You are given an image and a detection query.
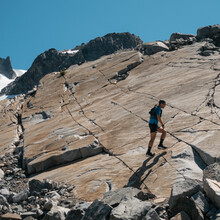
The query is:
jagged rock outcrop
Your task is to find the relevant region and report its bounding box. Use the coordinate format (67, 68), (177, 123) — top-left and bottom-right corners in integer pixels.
(1, 33), (142, 96)
(197, 24), (220, 44)
(168, 33), (197, 50)
(170, 33), (196, 42)
(81, 32), (142, 61)
(0, 56), (16, 79)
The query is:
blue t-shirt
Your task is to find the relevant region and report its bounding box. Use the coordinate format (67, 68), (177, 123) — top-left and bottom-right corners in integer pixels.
(149, 106), (161, 125)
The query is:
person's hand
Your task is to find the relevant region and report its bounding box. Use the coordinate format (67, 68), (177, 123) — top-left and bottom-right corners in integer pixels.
(161, 124), (165, 129)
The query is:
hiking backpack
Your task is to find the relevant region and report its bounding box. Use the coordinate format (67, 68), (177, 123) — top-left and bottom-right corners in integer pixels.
(149, 105), (162, 117)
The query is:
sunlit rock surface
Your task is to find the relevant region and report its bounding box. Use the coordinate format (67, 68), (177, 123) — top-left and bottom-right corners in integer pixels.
(0, 41), (220, 201)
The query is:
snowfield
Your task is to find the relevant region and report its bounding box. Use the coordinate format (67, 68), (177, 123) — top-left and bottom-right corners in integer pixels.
(0, 74), (13, 91)
(0, 69), (26, 101)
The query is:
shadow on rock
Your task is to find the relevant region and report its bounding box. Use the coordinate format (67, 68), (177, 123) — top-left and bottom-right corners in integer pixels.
(125, 151), (167, 189)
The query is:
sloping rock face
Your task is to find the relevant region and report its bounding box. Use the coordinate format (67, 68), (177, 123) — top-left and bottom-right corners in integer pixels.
(0, 26), (220, 207)
(0, 56), (16, 79)
(1, 33), (142, 96)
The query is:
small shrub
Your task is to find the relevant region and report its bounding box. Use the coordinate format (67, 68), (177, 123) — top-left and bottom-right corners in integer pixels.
(60, 69), (67, 76)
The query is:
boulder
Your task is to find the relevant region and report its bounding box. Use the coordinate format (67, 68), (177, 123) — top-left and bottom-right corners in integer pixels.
(199, 42), (219, 56)
(65, 201), (90, 219)
(169, 179), (201, 210)
(0, 168), (4, 179)
(142, 41), (169, 55)
(170, 33), (196, 42)
(47, 191), (61, 201)
(0, 56), (16, 79)
(0, 194), (7, 205)
(43, 205), (70, 220)
(82, 200), (112, 220)
(23, 217), (35, 220)
(203, 162), (220, 182)
(191, 191), (209, 213)
(110, 196), (153, 220)
(204, 178), (220, 208)
(29, 179), (53, 193)
(66, 208), (84, 220)
(44, 200), (55, 211)
(170, 211), (191, 220)
(206, 207), (217, 218)
(0, 188), (11, 198)
(20, 212), (37, 219)
(73, 201), (91, 212)
(101, 187), (143, 207)
(197, 24), (220, 39)
(12, 190), (29, 203)
(213, 209), (220, 220)
(143, 209), (160, 220)
(169, 196), (204, 220)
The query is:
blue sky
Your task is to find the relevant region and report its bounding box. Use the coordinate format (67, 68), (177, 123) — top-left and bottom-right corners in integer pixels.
(1, 0), (219, 70)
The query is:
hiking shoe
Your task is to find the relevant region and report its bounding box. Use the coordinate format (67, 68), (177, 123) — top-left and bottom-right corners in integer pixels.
(146, 151), (155, 157)
(158, 145), (167, 150)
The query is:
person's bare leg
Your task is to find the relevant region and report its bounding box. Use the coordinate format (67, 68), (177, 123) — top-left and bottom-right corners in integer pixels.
(157, 127), (167, 148)
(147, 132), (157, 155)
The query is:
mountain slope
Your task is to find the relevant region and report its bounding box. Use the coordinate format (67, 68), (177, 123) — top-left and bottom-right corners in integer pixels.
(0, 25), (219, 219)
(20, 41), (219, 201)
(1, 33), (142, 96)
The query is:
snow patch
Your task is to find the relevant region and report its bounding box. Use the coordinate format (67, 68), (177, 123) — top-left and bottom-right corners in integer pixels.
(60, 49), (79, 55)
(0, 69), (26, 101)
(0, 74), (13, 91)
(14, 69), (26, 77)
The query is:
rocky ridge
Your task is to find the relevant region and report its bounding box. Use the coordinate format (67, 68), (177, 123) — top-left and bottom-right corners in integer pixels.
(1, 32), (142, 96)
(0, 24), (220, 219)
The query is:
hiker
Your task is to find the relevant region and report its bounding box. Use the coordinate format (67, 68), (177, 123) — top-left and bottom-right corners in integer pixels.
(147, 100), (167, 157)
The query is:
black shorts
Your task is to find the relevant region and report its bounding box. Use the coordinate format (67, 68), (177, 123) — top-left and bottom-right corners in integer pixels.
(149, 123), (158, 133)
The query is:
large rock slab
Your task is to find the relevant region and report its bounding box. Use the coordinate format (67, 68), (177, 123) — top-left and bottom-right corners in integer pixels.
(0, 213), (22, 220)
(29, 153), (134, 201)
(204, 178), (220, 208)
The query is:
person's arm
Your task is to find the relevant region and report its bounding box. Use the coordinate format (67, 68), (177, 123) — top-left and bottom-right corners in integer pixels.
(157, 115), (164, 128)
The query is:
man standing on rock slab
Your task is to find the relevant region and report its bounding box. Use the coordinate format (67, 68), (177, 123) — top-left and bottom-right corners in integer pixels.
(147, 100), (167, 157)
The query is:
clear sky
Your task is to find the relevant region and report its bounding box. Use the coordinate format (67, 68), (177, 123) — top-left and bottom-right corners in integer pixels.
(1, 0), (219, 70)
